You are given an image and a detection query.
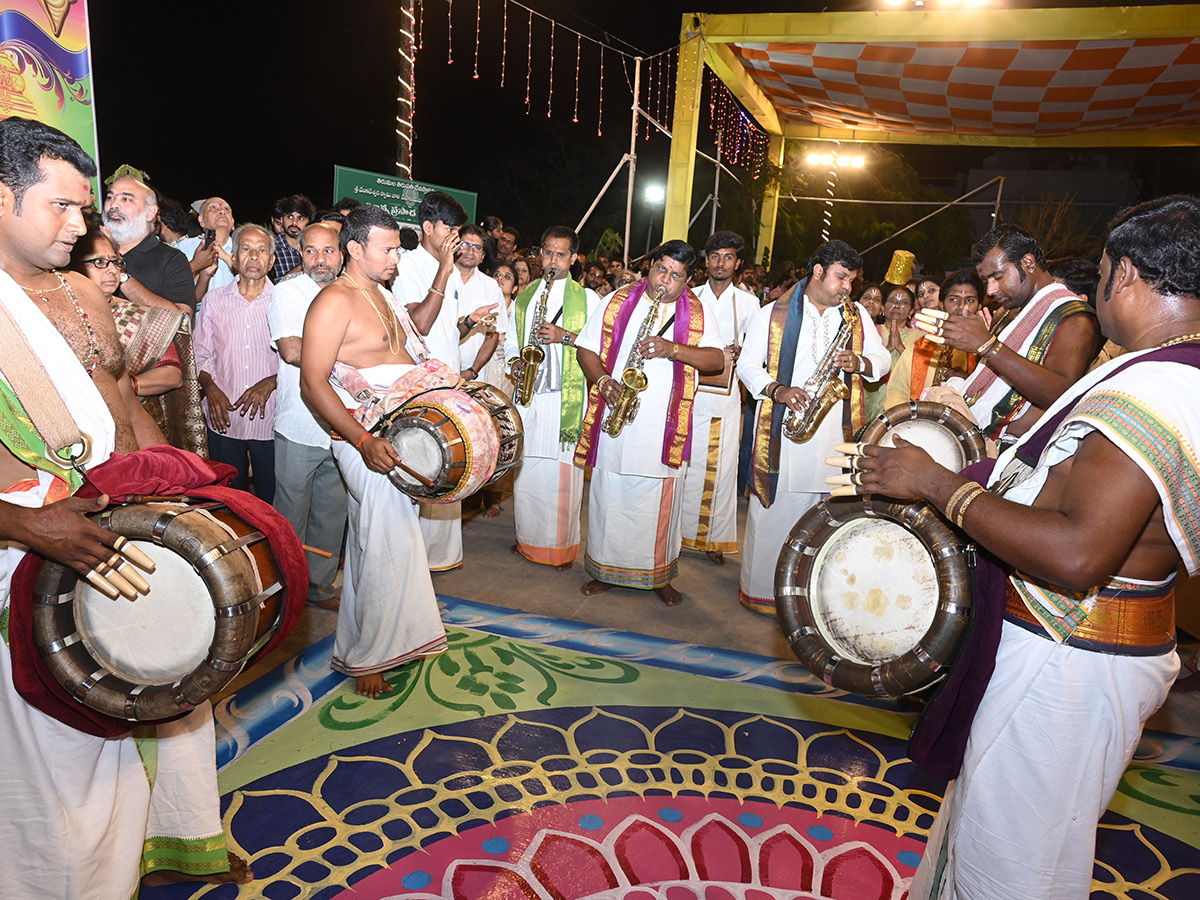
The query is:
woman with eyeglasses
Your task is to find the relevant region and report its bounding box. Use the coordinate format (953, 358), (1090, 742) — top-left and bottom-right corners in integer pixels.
(70, 229), (207, 455)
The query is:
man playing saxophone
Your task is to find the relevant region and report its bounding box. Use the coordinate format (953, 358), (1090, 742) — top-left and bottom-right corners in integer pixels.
(505, 226), (602, 569)
(735, 240), (890, 615)
(574, 240), (725, 606)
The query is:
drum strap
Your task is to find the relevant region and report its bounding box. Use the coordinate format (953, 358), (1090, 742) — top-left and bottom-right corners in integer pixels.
(0, 295), (87, 459)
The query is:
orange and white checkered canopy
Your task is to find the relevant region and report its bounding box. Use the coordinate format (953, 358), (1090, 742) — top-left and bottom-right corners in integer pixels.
(697, 6), (1200, 147)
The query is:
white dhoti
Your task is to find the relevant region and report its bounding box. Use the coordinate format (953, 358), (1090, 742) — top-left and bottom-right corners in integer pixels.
(513, 453), (584, 566)
(910, 621), (1178, 900)
(331, 438), (448, 675)
(739, 490), (822, 615)
(331, 364), (448, 675)
(584, 470), (683, 590)
(680, 395), (741, 555)
(1, 478), (223, 898)
(418, 501), (463, 571)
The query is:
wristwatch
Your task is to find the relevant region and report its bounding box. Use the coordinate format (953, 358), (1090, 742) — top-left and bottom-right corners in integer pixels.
(562, 332), (574, 346)
(119, 272), (129, 284)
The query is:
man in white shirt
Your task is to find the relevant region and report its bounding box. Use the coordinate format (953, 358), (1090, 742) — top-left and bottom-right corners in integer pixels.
(736, 240), (890, 615)
(393, 192), (496, 571)
(454, 224), (506, 385)
(506, 226), (602, 569)
(680, 230), (760, 565)
(177, 196), (236, 306)
(574, 240), (725, 606)
(268, 222), (346, 610)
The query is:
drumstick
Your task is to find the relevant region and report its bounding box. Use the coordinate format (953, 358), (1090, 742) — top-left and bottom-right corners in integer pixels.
(394, 460), (436, 488)
(301, 544), (334, 559)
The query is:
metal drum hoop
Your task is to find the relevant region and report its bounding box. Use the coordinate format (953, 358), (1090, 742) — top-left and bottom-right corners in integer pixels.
(32, 501), (286, 722)
(860, 400), (988, 471)
(775, 496), (975, 697)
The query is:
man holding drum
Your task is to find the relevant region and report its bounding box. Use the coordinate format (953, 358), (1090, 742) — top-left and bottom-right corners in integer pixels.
(835, 195), (1200, 899)
(301, 205), (449, 700)
(0, 118), (250, 898)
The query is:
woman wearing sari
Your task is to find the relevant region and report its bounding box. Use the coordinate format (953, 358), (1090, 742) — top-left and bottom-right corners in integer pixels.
(71, 229), (208, 456)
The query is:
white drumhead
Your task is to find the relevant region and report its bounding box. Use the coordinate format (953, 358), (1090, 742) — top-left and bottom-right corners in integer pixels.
(879, 419), (966, 472)
(810, 518), (939, 665)
(391, 426), (444, 484)
(76, 540), (214, 685)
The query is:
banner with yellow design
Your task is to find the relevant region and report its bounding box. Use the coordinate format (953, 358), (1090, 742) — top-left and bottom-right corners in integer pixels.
(0, 2), (98, 187)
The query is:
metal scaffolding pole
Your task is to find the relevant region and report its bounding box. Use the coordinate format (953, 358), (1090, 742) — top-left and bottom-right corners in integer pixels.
(622, 57), (642, 267)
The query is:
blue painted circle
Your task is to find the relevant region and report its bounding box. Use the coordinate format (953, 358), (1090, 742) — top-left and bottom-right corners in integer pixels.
(657, 807), (684, 823)
(737, 813), (764, 829)
(578, 814), (605, 831)
(401, 870), (432, 889)
(897, 850), (923, 868)
(806, 825), (834, 842)
(481, 836), (511, 854)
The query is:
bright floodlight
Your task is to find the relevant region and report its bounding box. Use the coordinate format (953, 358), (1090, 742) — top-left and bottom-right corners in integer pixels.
(645, 185), (666, 204)
(805, 152), (821, 165)
(851, 156), (866, 168)
(820, 153), (834, 165)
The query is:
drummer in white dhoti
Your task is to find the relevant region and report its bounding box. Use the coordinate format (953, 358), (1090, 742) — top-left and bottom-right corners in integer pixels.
(574, 240), (724, 606)
(301, 205), (450, 699)
(735, 240), (890, 615)
(505, 226), (602, 569)
(0, 118), (248, 897)
(679, 231), (760, 565)
(394, 193), (498, 571)
(920, 224), (1098, 449)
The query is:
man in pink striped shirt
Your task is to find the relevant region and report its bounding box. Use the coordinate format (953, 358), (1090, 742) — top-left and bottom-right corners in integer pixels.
(193, 224), (278, 500)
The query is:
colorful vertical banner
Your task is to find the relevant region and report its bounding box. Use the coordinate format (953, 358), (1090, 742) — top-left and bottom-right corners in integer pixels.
(0, 1), (98, 183)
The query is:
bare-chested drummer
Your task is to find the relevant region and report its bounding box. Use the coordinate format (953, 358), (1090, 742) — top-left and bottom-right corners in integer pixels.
(300, 204), (448, 698)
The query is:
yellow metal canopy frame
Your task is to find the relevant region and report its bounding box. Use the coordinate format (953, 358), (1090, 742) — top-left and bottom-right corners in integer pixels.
(664, 6), (1200, 261)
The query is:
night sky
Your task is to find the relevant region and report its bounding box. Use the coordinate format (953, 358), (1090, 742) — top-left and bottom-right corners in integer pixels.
(85, 1), (1198, 255)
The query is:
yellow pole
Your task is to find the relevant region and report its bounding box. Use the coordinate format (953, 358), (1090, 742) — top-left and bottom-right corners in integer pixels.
(662, 23), (704, 242)
(757, 133), (785, 266)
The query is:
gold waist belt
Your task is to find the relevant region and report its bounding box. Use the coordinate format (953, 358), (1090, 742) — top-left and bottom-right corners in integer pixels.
(1004, 582), (1176, 656)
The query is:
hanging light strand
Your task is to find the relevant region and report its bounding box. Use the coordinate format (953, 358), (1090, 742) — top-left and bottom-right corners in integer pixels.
(572, 33), (581, 123)
(447, 0), (453, 64)
(500, 0), (508, 86)
(546, 19), (555, 118)
(597, 44), (604, 136)
(524, 7), (533, 114)
(472, 0), (481, 79)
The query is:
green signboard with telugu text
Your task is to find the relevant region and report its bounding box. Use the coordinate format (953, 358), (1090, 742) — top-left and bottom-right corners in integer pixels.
(332, 165), (477, 229)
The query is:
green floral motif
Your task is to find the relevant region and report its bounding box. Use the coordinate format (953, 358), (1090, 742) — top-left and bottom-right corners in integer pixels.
(1117, 764), (1200, 818)
(318, 628), (640, 729)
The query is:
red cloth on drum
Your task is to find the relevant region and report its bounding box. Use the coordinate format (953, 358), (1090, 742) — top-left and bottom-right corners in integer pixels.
(8, 445), (309, 738)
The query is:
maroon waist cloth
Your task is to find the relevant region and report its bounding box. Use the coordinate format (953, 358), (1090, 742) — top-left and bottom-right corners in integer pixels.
(8, 445), (308, 738)
(906, 458), (1005, 781)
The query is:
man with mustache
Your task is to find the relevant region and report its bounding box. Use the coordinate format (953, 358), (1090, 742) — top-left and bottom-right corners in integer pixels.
(271, 193), (314, 282)
(269, 222), (347, 610)
(102, 172), (196, 313)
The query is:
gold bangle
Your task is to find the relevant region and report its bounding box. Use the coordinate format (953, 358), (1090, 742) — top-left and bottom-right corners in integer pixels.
(943, 481), (978, 522)
(955, 486), (988, 529)
(668, 342), (679, 362)
(428, 286), (445, 297)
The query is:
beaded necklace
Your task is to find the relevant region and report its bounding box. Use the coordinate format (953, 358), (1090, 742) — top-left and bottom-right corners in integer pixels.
(23, 271), (100, 375)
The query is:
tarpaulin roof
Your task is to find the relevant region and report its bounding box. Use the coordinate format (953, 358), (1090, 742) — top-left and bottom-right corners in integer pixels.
(696, 5), (1200, 147)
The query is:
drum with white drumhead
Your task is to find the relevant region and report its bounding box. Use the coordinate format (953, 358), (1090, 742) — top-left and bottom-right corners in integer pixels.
(775, 496), (974, 697)
(860, 400), (988, 472)
(33, 501), (286, 722)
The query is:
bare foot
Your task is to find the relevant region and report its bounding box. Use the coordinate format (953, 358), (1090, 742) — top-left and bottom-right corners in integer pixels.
(306, 596), (341, 611)
(510, 543), (524, 558)
(142, 852), (254, 886)
(580, 579), (613, 596)
(484, 504), (502, 518)
(654, 584), (684, 606)
(355, 673), (395, 698)
(555, 560), (574, 571)
(706, 550), (725, 566)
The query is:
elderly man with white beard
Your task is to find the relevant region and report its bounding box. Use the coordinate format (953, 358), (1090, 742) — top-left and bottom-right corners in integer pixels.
(102, 173), (196, 313)
(269, 223), (348, 610)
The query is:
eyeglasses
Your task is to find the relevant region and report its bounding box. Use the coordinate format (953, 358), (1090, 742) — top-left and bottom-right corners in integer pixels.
(81, 256), (126, 270)
(458, 241), (484, 253)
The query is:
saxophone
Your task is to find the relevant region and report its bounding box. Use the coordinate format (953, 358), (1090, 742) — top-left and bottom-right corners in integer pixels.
(931, 342), (955, 387)
(782, 294), (857, 443)
(512, 268), (555, 406)
(601, 285), (666, 438)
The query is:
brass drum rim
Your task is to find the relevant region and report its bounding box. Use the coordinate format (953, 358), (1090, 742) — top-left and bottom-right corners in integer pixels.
(460, 380), (525, 487)
(774, 496), (974, 697)
(859, 400), (988, 470)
